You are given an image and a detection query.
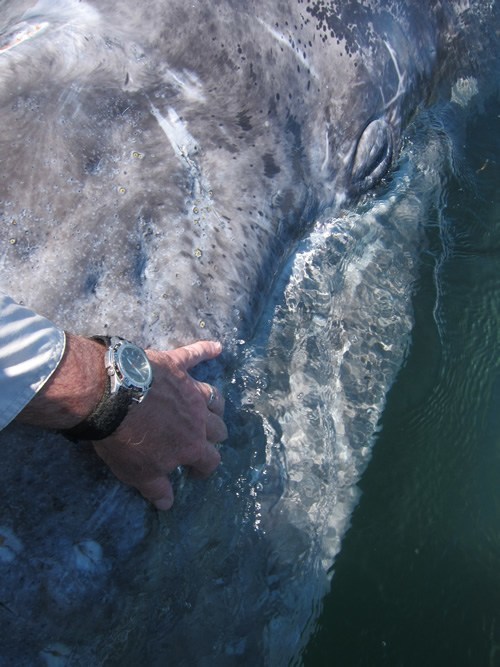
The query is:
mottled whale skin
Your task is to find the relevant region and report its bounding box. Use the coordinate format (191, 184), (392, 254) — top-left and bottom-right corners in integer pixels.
(0, 1), (497, 665)
(0, 0), (478, 342)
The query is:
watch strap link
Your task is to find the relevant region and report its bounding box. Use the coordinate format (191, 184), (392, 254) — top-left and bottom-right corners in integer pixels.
(61, 378), (134, 442)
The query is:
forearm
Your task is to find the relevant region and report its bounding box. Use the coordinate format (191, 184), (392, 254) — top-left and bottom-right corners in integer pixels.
(16, 333), (107, 430)
(0, 292), (226, 509)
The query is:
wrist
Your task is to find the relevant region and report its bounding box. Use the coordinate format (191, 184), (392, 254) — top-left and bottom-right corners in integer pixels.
(60, 336), (153, 441)
(16, 333), (107, 430)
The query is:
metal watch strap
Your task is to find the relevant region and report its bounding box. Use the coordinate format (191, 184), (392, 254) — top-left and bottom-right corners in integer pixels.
(60, 336), (135, 442)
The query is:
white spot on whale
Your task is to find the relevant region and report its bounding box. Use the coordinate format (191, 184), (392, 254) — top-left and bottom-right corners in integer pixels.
(381, 40), (407, 110)
(165, 69), (207, 103)
(149, 101), (223, 228)
(321, 124), (330, 173)
(0, 20), (49, 53)
(149, 102), (198, 160)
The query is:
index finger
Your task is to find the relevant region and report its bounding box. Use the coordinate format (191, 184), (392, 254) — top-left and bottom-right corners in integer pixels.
(173, 340), (223, 370)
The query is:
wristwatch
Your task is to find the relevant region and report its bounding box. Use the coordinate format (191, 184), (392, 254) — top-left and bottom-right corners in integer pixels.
(103, 336), (153, 401)
(61, 335), (153, 441)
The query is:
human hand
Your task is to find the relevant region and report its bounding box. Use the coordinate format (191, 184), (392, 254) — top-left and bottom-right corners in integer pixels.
(92, 340), (227, 510)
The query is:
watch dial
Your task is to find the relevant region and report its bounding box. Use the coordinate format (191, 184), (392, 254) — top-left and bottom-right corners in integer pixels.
(119, 344), (152, 386)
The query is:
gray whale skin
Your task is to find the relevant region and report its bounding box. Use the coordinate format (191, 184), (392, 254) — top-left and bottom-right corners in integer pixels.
(0, 1), (497, 665)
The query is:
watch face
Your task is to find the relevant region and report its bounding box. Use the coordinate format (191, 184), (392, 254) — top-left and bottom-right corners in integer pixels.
(117, 343), (153, 388)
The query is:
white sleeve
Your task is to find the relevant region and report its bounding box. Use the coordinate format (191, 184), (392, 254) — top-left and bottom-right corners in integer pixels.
(0, 292), (66, 429)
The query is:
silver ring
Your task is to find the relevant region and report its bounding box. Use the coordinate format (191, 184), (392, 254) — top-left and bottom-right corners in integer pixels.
(207, 385), (217, 408)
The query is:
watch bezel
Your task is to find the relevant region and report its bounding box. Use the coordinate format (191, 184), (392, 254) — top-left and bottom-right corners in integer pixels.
(107, 338), (153, 400)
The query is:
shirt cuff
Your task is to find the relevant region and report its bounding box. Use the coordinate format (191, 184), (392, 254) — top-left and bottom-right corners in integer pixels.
(0, 293), (66, 429)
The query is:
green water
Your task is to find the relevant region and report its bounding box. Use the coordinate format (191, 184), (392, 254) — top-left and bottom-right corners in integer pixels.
(303, 100), (500, 666)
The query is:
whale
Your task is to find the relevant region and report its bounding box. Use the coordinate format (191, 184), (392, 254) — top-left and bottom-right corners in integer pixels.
(0, 0), (498, 665)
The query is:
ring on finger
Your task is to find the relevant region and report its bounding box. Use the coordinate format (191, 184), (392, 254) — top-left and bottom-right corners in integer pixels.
(207, 385), (217, 408)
